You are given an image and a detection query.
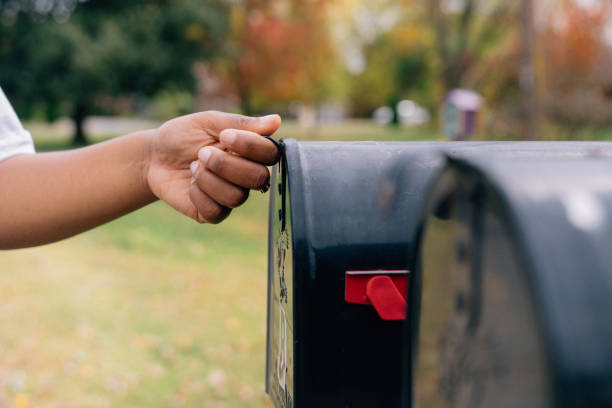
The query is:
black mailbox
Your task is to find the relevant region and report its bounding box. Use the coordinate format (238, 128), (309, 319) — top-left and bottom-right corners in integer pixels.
(266, 140), (612, 407)
(408, 152), (612, 407)
(266, 139), (450, 407)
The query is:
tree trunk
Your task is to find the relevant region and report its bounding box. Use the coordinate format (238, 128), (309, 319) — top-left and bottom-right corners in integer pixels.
(236, 79), (254, 116)
(520, 0), (537, 140)
(71, 101), (89, 146)
(430, 0), (451, 91)
(389, 95), (400, 126)
(430, 0), (475, 93)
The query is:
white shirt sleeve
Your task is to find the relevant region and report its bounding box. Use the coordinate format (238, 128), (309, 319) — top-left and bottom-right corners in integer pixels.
(0, 87), (35, 162)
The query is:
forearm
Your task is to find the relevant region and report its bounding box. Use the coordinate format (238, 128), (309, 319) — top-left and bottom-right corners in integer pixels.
(0, 130), (157, 249)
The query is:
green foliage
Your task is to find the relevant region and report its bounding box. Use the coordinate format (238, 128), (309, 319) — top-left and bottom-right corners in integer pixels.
(0, 0), (229, 142)
(349, 30), (433, 118)
(149, 89), (195, 121)
(424, 0), (518, 92)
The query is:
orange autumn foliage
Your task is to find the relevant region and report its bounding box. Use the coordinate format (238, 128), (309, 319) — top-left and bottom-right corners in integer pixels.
(544, 0), (608, 88)
(225, 0), (336, 112)
(541, 0), (612, 127)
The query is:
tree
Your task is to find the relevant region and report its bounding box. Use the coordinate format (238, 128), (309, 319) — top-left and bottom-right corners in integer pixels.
(0, 0), (229, 144)
(520, 0), (536, 140)
(421, 0), (550, 139)
(425, 0), (517, 92)
(218, 0), (337, 115)
(323, 0), (433, 120)
(541, 0), (612, 131)
(348, 23), (432, 121)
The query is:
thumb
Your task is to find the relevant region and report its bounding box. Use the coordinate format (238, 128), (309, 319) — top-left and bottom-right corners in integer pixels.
(200, 111), (282, 136)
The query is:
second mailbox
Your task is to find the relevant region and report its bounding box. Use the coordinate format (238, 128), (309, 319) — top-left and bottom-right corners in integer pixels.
(408, 149), (612, 407)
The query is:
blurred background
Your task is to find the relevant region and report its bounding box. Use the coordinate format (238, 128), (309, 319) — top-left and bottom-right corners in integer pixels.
(1, 0), (611, 407)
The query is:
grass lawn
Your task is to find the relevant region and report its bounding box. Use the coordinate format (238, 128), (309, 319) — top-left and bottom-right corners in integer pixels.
(1, 120), (435, 408)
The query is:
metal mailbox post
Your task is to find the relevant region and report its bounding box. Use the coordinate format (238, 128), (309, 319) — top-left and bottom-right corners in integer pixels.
(408, 153), (612, 408)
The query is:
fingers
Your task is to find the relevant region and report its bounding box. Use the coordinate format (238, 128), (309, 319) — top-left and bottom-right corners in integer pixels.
(198, 111), (282, 137)
(192, 166), (250, 208)
(188, 152), (258, 222)
(184, 111), (280, 224)
(198, 147), (270, 190)
(219, 129), (280, 165)
(188, 183), (232, 224)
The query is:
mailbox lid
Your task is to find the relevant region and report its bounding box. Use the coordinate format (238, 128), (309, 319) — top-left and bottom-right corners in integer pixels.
(282, 139), (448, 276)
(411, 154), (612, 408)
(284, 140), (612, 276)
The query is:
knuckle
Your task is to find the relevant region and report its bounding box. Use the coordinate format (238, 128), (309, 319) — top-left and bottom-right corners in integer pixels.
(207, 151), (225, 173)
(241, 136), (255, 153)
(207, 205), (231, 224)
(197, 110), (215, 125)
(252, 166), (270, 189)
(189, 187), (208, 224)
(190, 184), (230, 224)
(202, 110), (220, 119)
(195, 212), (208, 224)
(235, 115), (255, 129)
(264, 146), (280, 165)
(227, 188), (248, 208)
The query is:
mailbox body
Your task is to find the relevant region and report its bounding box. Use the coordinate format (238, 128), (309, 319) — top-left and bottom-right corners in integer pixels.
(266, 139), (448, 407)
(409, 154), (612, 408)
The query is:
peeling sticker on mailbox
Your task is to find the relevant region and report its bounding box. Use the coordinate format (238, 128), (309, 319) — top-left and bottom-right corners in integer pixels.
(267, 164), (294, 408)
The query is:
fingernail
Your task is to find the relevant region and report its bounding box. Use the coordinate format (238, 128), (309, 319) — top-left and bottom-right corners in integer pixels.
(190, 161), (199, 174)
(190, 176), (196, 185)
(221, 131), (236, 145)
(198, 147), (212, 164)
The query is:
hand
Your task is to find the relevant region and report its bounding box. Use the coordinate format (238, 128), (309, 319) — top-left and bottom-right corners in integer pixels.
(147, 111), (281, 223)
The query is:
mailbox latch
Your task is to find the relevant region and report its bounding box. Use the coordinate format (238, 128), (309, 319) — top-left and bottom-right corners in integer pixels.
(345, 270), (410, 321)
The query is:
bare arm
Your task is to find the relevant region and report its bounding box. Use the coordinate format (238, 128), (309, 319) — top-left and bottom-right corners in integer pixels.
(0, 111), (280, 249)
(0, 130), (155, 249)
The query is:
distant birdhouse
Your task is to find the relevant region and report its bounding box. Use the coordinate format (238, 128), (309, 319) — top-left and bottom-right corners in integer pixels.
(442, 89), (484, 140)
